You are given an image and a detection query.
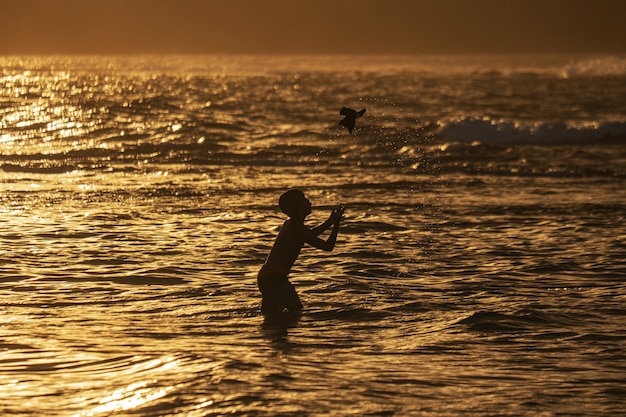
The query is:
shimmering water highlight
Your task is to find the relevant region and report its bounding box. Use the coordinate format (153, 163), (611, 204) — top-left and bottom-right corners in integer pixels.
(1, 55), (625, 416)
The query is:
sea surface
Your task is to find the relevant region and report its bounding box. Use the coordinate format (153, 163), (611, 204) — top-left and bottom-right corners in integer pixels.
(1, 54), (625, 416)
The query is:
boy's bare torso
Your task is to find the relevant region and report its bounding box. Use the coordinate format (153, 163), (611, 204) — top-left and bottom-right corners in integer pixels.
(265, 219), (306, 274)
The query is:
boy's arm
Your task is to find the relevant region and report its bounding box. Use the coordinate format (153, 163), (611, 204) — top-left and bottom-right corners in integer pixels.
(301, 205), (344, 251)
(310, 216), (334, 236)
(300, 222), (340, 252)
(310, 205), (344, 236)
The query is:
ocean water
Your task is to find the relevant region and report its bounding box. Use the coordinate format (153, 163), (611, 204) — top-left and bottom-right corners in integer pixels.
(1, 54), (625, 416)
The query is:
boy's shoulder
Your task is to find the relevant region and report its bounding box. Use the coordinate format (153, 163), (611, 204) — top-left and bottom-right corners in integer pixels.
(283, 218), (308, 233)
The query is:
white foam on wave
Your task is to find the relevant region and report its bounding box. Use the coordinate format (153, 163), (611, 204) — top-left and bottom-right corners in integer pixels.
(437, 118), (626, 145)
(561, 56), (626, 78)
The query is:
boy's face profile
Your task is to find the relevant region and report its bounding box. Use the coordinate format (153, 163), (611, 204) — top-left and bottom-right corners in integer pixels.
(291, 192), (312, 219)
(279, 189), (311, 219)
(300, 194), (312, 217)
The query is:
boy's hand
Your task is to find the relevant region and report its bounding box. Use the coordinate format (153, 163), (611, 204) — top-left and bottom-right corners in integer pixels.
(333, 204), (346, 224)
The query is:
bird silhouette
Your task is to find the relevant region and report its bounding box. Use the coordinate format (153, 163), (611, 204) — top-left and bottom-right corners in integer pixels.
(339, 107), (366, 134)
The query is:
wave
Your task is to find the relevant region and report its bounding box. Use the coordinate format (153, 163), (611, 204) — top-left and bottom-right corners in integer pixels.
(430, 55), (626, 78)
(561, 56), (626, 78)
(4, 54), (625, 78)
(456, 309), (581, 334)
(437, 118), (626, 145)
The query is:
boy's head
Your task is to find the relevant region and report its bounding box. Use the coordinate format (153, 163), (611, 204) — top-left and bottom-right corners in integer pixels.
(279, 189), (308, 218)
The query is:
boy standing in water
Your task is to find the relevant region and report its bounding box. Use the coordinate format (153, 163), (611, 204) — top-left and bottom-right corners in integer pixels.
(257, 189), (345, 316)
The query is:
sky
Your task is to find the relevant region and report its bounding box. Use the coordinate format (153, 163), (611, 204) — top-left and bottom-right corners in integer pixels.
(2, 0), (626, 55)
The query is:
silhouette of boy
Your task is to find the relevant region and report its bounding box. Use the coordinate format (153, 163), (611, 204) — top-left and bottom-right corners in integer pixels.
(257, 189), (345, 316)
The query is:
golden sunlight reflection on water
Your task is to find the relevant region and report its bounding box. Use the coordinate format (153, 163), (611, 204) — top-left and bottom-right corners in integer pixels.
(2, 55), (626, 416)
(80, 381), (174, 416)
(68, 358), (174, 415)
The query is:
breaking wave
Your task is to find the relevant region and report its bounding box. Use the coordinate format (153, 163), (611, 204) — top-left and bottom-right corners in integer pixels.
(437, 118), (626, 145)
